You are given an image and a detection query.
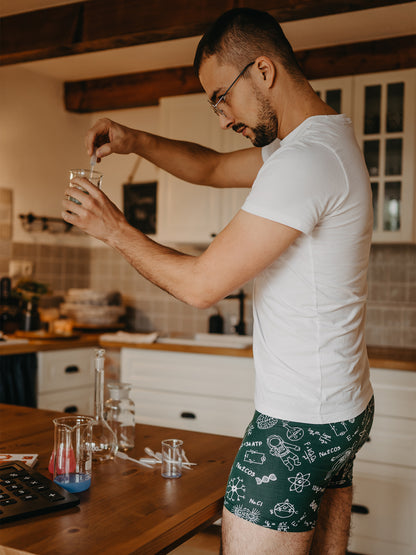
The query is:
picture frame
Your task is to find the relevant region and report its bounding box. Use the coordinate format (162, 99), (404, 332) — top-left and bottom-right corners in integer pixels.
(123, 182), (157, 235)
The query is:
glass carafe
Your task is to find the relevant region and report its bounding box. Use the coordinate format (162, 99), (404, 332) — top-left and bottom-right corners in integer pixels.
(105, 382), (135, 451)
(90, 348), (118, 462)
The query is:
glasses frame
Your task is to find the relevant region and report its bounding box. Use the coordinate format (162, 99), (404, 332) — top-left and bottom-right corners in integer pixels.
(208, 61), (255, 116)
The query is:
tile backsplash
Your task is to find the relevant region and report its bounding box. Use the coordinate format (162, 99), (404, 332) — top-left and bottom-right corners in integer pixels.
(1, 241), (415, 349)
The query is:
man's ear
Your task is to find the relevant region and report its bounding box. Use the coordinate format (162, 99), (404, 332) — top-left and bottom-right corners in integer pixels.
(253, 56), (276, 89)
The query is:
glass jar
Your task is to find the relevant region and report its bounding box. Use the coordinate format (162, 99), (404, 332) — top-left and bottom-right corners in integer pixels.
(105, 382), (135, 451)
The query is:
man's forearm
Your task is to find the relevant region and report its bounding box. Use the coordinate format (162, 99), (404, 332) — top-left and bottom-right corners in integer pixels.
(132, 130), (224, 187)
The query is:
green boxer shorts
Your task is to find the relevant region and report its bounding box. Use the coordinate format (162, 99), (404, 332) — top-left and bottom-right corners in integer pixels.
(224, 396), (374, 532)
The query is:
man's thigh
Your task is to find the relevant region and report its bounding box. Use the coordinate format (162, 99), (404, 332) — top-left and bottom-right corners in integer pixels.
(222, 506), (314, 555)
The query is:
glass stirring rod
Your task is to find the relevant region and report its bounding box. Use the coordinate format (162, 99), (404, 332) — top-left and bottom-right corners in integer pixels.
(89, 150), (97, 179)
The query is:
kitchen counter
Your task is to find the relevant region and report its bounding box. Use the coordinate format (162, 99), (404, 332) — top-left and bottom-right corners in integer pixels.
(0, 333), (101, 355)
(1, 334), (415, 371)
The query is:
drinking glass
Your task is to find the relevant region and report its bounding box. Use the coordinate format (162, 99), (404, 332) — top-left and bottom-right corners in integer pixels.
(161, 439), (183, 479)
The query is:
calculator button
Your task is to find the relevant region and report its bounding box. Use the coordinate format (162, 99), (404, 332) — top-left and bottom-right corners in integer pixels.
(42, 490), (65, 502)
(22, 494), (38, 501)
(0, 498), (17, 506)
(6, 484), (19, 491)
(14, 488), (29, 497)
(0, 493), (10, 500)
(34, 484), (48, 492)
(6, 472), (21, 479)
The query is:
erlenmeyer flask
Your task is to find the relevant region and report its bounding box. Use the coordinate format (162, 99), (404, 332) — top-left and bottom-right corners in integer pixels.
(90, 348), (118, 462)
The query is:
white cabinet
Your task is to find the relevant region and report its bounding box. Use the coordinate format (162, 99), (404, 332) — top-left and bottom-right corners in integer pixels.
(157, 94), (250, 244)
(353, 70), (416, 243)
(348, 367), (416, 555)
(37, 348), (95, 415)
(312, 69), (416, 244)
(121, 348), (255, 437)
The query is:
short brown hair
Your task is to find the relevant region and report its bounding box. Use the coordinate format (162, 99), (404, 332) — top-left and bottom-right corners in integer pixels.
(194, 8), (303, 79)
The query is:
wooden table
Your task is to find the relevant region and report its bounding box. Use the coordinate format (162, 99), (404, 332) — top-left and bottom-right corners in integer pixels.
(0, 404), (241, 554)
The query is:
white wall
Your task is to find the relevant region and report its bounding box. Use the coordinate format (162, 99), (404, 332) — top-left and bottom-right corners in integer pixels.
(0, 65), (160, 247)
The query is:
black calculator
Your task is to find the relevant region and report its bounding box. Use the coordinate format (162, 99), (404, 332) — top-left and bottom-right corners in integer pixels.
(0, 461), (80, 524)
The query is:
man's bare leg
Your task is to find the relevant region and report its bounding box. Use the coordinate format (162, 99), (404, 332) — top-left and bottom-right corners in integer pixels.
(310, 486), (352, 554)
(222, 507), (315, 554)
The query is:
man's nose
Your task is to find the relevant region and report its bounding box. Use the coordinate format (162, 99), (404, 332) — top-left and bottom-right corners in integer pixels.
(218, 112), (234, 130)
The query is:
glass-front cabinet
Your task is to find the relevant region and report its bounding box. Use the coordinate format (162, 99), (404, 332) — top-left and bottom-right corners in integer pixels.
(312, 70), (416, 243)
(354, 70), (416, 243)
(311, 76), (353, 118)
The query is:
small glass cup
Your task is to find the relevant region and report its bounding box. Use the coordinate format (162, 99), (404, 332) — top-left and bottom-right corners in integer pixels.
(161, 439), (183, 479)
(69, 169), (103, 204)
(52, 415), (94, 493)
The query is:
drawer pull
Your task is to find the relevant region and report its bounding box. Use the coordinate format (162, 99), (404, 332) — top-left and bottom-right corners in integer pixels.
(65, 365), (80, 373)
(180, 412), (196, 419)
(64, 405), (78, 413)
(351, 504), (369, 515)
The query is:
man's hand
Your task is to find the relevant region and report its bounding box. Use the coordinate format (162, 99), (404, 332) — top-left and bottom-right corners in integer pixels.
(85, 118), (138, 161)
(62, 177), (128, 244)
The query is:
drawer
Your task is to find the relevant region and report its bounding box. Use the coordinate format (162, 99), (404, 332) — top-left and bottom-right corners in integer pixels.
(348, 469), (416, 555)
(357, 414), (416, 468)
(370, 368), (416, 419)
(38, 349), (94, 393)
(38, 387), (94, 415)
(122, 349), (254, 400)
(131, 387), (254, 437)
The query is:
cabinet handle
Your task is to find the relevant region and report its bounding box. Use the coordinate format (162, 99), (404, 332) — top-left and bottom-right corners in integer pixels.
(180, 411), (196, 419)
(65, 365), (80, 373)
(64, 405), (78, 413)
(351, 504), (369, 515)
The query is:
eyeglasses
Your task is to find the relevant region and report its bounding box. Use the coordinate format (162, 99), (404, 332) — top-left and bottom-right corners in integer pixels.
(208, 61), (255, 117)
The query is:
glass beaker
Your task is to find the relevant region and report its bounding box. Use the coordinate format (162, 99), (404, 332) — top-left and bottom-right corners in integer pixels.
(90, 348), (118, 462)
(105, 382), (135, 451)
(53, 415), (93, 493)
(68, 169), (103, 205)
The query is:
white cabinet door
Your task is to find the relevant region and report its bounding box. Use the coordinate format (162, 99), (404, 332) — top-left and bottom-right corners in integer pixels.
(157, 94), (254, 243)
(157, 94), (223, 244)
(349, 464), (416, 555)
(121, 348), (255, 436)
(217, 128), (252, 231)
(37, 348), (94, 414)
(353, 69), (416, 243)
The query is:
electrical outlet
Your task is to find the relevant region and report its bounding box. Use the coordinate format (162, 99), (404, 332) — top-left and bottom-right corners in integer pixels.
(9, 260), (33, 279)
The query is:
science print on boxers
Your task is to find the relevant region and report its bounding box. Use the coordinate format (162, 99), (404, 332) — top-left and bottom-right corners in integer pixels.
(224, 398), (374, 532)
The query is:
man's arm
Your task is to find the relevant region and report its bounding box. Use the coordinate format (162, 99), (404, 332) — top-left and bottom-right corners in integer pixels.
(62, 179), (301, 307)
(85, 118), (263, 189)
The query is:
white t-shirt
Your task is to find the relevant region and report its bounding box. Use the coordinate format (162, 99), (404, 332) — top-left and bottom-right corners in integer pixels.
(242, 114), (373, 424)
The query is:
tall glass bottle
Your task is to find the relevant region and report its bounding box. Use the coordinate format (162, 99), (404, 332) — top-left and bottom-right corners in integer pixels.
(90, 348), (117, 462)
(105, 383), (135, 451)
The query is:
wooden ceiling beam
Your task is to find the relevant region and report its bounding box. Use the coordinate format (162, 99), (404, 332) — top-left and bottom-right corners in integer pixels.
(1, 0), (413, 66)
(65, 34), (416, 113)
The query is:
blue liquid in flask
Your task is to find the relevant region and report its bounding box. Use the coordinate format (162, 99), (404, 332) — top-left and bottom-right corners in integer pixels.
(54, 473), (91, 493)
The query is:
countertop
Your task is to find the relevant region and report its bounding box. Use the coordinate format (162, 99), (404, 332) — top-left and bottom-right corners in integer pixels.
(0, 334), (415, 371)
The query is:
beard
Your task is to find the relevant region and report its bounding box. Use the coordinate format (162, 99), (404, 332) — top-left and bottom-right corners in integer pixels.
(233, 90), (278, 147)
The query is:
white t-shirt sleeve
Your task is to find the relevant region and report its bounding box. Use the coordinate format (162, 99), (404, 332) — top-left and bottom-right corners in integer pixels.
(243, 143), (347, 234)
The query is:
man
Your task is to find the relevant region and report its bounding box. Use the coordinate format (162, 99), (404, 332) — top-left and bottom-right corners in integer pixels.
(63, 8), (374, 554)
